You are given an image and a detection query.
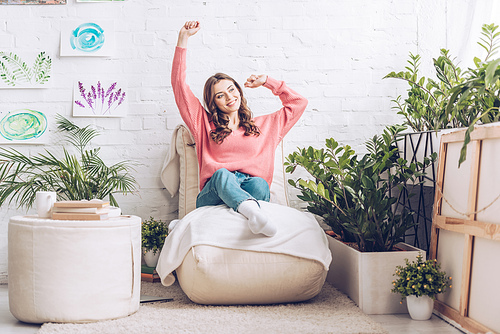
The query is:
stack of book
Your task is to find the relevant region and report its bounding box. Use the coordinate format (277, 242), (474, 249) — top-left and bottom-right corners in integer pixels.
(141, 265), (160, 283)
(51, 200), (110, 220)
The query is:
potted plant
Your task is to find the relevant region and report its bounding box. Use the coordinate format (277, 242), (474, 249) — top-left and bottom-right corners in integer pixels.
(0, 114), (138, 209)
(285, 125), (436, 314)
(384, 22), (500, 166)
(392, 253), (452, 320)
(382, 23), (500, 251)
(141, 216), (168, 268)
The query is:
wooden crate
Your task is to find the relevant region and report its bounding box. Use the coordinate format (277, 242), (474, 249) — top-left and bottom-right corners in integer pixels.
(430, 124), (500, 333)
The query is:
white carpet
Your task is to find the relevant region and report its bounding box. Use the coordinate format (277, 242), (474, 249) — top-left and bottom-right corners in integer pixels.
(38, 281), (388, 334)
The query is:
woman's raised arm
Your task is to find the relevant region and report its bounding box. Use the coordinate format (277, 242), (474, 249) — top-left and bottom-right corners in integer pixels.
(171, 21), (205, 141)
(177, 21), (200, 48)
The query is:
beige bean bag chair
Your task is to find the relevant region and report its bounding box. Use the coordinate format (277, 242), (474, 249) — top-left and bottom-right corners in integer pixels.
(158, 124), (331, 305)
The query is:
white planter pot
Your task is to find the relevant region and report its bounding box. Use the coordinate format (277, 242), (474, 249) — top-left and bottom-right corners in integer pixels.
(406, 295), (434, 320)
(326, 235), (424, 314)
(143, 249), (160, 268)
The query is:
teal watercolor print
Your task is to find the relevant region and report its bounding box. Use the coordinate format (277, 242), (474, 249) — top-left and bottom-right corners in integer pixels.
(71, 22), (105, 53)
(0, 51), (52, 88)
(61, 20), (114, 57)
(0, 109), (47, 143)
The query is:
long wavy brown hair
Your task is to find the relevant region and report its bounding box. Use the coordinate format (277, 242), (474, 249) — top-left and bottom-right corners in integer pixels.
(203, 73), (260, 144)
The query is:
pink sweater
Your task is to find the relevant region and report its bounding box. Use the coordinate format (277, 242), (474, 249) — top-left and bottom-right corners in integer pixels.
(171, 46), (308, 190)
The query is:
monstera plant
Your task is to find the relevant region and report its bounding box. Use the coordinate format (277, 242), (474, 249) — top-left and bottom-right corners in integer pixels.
(0, 114), (137, 209)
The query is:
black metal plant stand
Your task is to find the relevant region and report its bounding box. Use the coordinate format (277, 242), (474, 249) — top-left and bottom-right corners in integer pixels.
(396, 131), (438, 253)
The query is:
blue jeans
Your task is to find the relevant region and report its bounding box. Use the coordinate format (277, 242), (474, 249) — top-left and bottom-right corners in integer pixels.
(196, 168), (270, 211)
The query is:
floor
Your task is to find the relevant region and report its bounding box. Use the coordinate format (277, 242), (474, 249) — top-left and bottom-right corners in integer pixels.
(0, 285), (39, 334)
(369, 314), (465, 334)
(0, 284), (466, 334)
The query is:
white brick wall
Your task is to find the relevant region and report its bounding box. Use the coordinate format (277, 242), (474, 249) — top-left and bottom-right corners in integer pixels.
(0, 0), (497, 281)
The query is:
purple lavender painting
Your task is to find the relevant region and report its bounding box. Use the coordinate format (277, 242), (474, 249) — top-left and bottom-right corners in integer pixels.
(73, 80), (127, 117)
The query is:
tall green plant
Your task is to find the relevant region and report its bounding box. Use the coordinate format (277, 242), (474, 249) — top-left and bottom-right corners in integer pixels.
(385, 23), (500, 166)
(385, 50), (465, 132)
(0, 115), (137, 209)
(286, 125), (436, 252)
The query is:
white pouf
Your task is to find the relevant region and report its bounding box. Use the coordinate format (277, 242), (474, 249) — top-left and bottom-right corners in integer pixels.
(8, 215), (141, 324)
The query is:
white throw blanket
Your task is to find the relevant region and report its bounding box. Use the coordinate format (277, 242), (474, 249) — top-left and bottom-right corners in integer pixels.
(156, 201), (333, 286)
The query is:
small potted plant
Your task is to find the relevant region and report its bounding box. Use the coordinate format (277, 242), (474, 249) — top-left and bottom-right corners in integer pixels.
(141, 216), (169, 268)
(392, 253), (452, 320)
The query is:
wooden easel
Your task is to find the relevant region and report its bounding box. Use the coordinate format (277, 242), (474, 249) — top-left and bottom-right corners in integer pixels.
(430, 125), (500, 334)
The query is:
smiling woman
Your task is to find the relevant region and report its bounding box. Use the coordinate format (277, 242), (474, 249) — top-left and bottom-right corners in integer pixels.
(214, 80), (240, 117)
(203, 72), (260, 143)
(170, 20), (308, 237)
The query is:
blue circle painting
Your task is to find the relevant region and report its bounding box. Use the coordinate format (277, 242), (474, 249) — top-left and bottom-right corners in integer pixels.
(70, 22), (105, 53)
(0, 109), (47, 141)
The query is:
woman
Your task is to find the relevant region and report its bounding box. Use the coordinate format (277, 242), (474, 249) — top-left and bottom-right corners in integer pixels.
(172, 21), (307, 237)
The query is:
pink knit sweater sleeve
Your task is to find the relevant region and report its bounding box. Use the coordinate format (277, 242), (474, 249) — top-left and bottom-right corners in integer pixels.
(171, 46), (205, 142)
(262, 77), (308, 141)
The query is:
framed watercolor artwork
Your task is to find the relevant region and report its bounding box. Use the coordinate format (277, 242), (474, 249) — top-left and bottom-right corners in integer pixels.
(60, 20), (114, 57)
(0, 51), (53, 89)
(0, 108), (48, 144)
(73, 80), (128, 117)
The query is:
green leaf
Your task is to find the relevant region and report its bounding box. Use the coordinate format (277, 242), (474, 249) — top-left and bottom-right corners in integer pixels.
(361, 175), (374, 189)
(485, 59), (500, 87)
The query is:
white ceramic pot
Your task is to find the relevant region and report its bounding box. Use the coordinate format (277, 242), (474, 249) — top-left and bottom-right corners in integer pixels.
(406, 295), (434, 320)
(143, 249), (160, 268)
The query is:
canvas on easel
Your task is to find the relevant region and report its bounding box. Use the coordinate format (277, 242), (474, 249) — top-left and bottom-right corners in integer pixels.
(429, 123), (500, 334)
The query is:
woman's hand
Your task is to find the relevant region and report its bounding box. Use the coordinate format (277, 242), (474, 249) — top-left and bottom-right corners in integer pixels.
(177, 21), (201, 48)
(244, 74), (268, 88)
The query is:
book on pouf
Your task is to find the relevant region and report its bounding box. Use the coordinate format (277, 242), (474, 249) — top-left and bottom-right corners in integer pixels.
(51, 212), (109, 220)
(51, 200), (111, 220)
